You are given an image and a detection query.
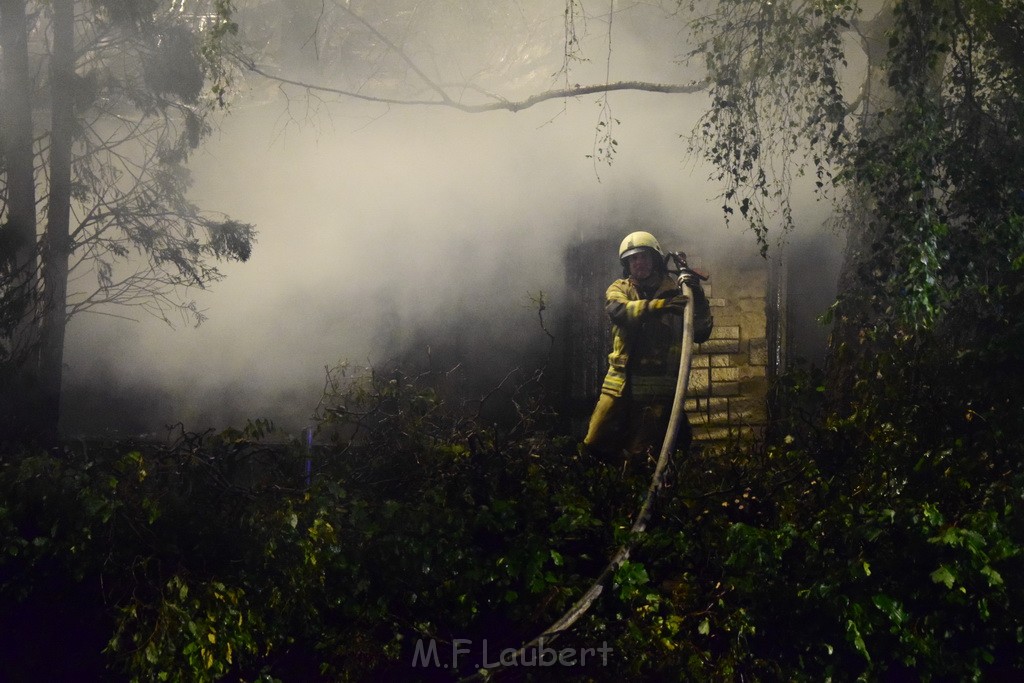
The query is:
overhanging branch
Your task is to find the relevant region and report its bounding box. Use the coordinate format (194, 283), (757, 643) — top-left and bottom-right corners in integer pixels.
(238, 57), (706, 113)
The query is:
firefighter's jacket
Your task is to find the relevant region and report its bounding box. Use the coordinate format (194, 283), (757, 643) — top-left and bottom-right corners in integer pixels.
(599, 273), (713, 400)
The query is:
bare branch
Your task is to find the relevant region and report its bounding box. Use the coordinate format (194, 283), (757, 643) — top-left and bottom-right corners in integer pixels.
(237, 56), (706, 113)
(328, 0), (454, 106)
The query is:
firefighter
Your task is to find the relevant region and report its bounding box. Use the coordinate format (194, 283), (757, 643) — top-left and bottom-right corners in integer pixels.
(583, 231), (713, 462)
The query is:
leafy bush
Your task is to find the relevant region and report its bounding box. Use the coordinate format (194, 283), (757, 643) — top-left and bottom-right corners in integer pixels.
(2, 334), (1023, 681)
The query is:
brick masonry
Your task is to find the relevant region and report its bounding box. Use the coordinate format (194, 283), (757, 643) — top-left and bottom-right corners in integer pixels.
(685, 265), (770, 445)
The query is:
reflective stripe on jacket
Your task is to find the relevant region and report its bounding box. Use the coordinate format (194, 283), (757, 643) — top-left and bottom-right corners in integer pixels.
(600, 273), (713, 399)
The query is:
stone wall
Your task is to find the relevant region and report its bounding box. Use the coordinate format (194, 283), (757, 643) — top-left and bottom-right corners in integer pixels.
(685, 263), (770, 445)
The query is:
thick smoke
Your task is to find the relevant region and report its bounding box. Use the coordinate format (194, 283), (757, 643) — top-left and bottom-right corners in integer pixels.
(60, 2), (840, 437)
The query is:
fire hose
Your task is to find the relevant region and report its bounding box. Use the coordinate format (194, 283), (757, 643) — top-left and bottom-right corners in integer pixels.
(457, 254), (702, 681)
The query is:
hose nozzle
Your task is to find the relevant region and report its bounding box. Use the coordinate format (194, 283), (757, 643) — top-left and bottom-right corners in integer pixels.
(666, 251), (709, 281)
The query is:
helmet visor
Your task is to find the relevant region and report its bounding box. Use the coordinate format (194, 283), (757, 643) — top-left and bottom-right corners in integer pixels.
(620, 246), (658, 262)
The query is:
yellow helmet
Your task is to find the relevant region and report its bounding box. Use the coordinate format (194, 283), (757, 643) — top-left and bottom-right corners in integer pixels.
(618, 231), (664, 264)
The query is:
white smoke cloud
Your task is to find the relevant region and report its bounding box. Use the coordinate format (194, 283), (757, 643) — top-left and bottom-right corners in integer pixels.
(60, 2), (840, 436)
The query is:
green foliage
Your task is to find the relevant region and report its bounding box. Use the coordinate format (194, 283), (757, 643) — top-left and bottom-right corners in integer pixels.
(3, 342), (1024, 680)
(0, 365), (617, 680)
(689, 0), (1024, 325)
(5, 0), (1023, 678)
(678, 10), (1024, 677)
(688, 0), (856, 251)
(202, 0), (241, 108)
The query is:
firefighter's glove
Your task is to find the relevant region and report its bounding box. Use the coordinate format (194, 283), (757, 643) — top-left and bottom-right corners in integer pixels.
(677, 270), (702, 289)
(650, 293), (688, 316)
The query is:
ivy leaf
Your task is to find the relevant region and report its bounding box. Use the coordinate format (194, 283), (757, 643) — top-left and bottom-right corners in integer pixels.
(980, 566), (1003, 587)
(930, 565), (956, 589)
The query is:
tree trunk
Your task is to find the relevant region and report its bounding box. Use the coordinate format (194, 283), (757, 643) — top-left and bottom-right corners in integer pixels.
(38, 0), (76, 440)
(825, 0), (948, 411)
(0, 0), (40, 441)
(824, 0), (897, 410)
